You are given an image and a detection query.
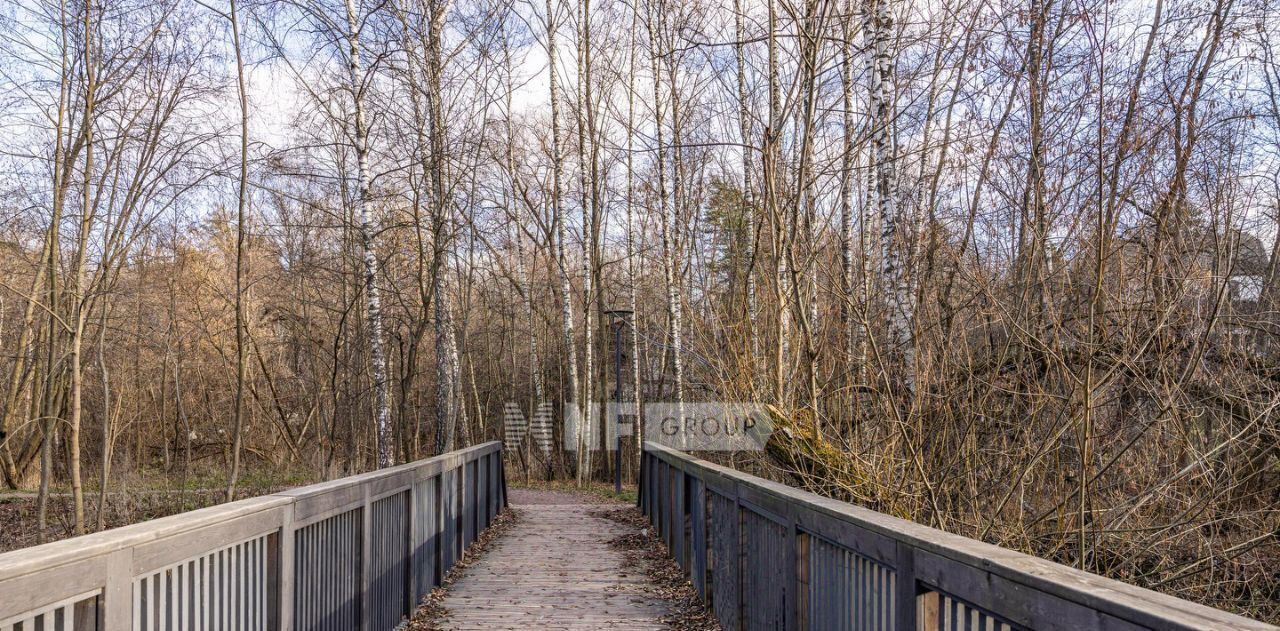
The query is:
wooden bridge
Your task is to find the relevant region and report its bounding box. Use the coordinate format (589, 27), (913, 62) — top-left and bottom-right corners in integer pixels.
(0, 441), (1274, 630)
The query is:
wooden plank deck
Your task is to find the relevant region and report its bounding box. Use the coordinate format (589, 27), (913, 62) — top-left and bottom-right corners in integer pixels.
(436, 491), (673, 630)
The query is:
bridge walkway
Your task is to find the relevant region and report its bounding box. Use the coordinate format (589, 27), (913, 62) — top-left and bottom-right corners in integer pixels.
(436, 490), (672, 630)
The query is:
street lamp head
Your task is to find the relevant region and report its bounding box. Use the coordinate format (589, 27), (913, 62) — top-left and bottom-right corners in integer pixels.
(604, 308), (633, 321)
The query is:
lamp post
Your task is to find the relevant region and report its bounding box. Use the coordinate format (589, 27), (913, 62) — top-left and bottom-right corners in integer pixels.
(604, 308), (632, 495)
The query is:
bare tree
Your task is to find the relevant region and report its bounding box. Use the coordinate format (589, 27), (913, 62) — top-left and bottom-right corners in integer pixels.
(226, 0), (251, 499)
(343, 0), (393, 467)
(544, 0), (583, 474)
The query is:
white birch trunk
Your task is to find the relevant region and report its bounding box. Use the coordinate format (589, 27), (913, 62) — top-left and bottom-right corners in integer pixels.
(436, 281), (456, 451)
(625, 6), (643, 452)
(866, 0), (913, 388)
(575, 0), (595, 482)
(546, 0), (582, 465)
(518, 231), (545, 403)
(344, 0), (393, 467)
(648, 0), (684, 436)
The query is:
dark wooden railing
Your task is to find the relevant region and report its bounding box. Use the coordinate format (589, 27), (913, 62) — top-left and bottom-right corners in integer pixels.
(640, 442), (1275, 631)
(0, 441), (505, 631)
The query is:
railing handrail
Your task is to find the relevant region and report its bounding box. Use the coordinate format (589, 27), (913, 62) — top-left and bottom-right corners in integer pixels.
(0, 441), (505, 629)
(0, 495), (293, 582)
(642, 441), (1276, 631)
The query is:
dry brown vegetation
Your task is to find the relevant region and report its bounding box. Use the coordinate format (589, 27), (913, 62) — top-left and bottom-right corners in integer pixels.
(1, 0), (1278, 623)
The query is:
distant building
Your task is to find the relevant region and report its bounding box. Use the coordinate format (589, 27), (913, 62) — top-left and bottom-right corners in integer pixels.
(1224, 232), (1271, 306)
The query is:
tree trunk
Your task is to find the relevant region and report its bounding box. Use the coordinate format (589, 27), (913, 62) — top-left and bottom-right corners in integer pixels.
(734, 0), (758, 374)
(865, 0), (913, 389)
(66, 0), (97, 535)
(840, 0), (857, 407)
(343, 0), (393, 468)
(625, 3), (643, 461)
(648, 0), (684, 432)
(575, 0), (596, 484)
(96, 305), (111, 530)
(545, 0), (582, 469)
(227, 0), (250, 500)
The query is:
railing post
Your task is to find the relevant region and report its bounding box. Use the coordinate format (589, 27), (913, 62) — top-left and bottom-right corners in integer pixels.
(650, 457), (658, 526)
(733, 486), (745, 631)
(103, 548), (131, 631)
(490, 451), (496, 516)
(493, 450), (502, 515)
(673, 467), (685, 568)
(444, 468), (453, 579)
(278, 503), (296, 631)
(478, 455), (485, 532)
(473, 457), (482, 538)
(486, 452), (496, 524)
(795, 531), (810, 631)
(652, 460), (662, 530)
(894, 541), (917, 631)
(785, 520), (799, 631)
(454, 459), (463, 555)
(666, 459), (674, 545)
(690, 478), (707, 599)
(433, 473), (444, 587)
(472, 455), (481, 535)
(499, 451), (509, 509)
(637, 449), (646, 510)
(407, 477), (419, 610)
(360, 483), (373, 631)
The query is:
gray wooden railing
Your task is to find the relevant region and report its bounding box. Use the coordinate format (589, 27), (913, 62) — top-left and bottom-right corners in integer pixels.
(0, 441), (506, 631)
(640, 442), (1276, 631)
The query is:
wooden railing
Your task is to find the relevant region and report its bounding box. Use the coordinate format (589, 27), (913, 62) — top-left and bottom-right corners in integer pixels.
(640, 442), (1276, 631)
(0, 441), (506, 631)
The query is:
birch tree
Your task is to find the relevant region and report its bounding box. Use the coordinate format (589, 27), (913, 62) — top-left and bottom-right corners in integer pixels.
(864, 0), (912, 389)
(647, 0), (684, 429)
(342, 0), (393, 467)
(544, 0), (583, 469)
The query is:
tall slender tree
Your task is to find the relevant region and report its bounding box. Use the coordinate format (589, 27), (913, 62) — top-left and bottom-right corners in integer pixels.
(545, 0), (582, 469)
(343, 0), (393, 467)
(226, 0), (250, 499)
(865, 0), (912, 389)
(65, 0), (97, 534)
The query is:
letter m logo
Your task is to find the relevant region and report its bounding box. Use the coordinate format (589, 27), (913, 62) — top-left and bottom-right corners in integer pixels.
(503, 401), (554, 456)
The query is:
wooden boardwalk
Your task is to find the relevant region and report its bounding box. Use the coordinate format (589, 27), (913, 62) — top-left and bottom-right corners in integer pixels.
(436, 491), (672, 630)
